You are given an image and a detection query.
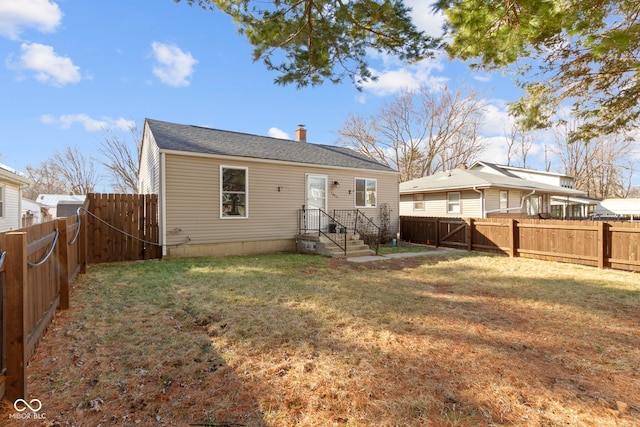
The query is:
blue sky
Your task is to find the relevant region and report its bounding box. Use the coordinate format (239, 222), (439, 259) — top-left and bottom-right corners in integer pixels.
(3, 0), (634, 191)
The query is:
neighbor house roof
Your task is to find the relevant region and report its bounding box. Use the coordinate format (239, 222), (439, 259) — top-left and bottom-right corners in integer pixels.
(400, 168), (585, 196)
(145, 118), (396, 173)
(594, 198), (640, 215)
(470, 161), (574, 179)
(37, 194), (86, 208)
(0, 163), (30, 185)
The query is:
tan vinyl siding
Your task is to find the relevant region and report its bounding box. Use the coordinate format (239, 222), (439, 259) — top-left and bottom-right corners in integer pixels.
(163, 153), (399, 247)
(0, 182), (22, 231)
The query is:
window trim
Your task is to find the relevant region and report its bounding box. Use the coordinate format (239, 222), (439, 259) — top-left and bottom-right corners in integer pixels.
(354, 177), (377, 208)
(447, 191), (461, 214)
(413, 193), (425, 211)
(220, 165), (248, 219)
(0, 185), (4, 218)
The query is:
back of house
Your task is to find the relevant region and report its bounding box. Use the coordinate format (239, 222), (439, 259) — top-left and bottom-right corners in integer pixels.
(139, 118), (399, 257)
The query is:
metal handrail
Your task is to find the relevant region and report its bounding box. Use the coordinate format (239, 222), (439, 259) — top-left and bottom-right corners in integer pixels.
(354, 210), (382, 254)
(0, 251), (5, 270)
(333, 209), (382, 254)
(299, 208), (348, 256)
(318, 209), (348, 256)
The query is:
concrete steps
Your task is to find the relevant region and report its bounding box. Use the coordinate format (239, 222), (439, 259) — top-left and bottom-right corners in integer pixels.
(297, 232), (375, 258)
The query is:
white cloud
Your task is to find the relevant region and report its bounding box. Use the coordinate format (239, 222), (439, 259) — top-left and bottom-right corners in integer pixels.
(41, 114), (135, 132)
(0, 0), (62, 40)
(268, 127), (290, 139)
(16, 42), (80, 86)
(473, 74), (492, 83)
(405, 0), (446, 38)
(362, 56), (449, 97)
(151, 42), (198, 87)
(480, 100), (515, 137)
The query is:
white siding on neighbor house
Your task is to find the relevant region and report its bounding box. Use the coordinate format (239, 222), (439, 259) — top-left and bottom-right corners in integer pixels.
(163, 153), (399, 246)
(508, 171), (561, 187)
(484, 189), (525, 214)
(473, 164), (571, 188)
(400, 190), (482, 218)
(0, 182), (23, 232)
(138, 124), (161, 194)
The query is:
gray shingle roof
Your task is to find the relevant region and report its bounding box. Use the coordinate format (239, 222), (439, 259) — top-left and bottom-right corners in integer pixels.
(146, 118), (395, 173)
(400, 168), (586, 196)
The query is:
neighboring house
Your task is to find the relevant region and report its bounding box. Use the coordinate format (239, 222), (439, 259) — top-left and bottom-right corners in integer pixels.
(469, 161), (599, 218)
(399, 167), (587, 218)
(37, 194), (86, 218)
(138, 118), (400, 257)
(593, 198), (640, 221)
(21, 198), (51, 227)
(0, 163), (31, 232)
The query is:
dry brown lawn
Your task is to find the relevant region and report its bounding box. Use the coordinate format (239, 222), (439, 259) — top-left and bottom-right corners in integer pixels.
(2, 251), (639, 426)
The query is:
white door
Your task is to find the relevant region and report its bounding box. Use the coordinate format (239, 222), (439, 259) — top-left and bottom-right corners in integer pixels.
(305, 174), (328, 231)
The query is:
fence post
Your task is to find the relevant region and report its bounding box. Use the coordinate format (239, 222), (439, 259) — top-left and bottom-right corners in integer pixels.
(598, 221), (608, 269)
(57, 218), (70, 310)
(466, 218), (474, 251)
(509, 219), (519, 258)
(5, 232), (27, 401)
(79, 209), (88, 274)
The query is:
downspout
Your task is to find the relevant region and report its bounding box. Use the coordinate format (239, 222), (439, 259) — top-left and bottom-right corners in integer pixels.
(472, 187), (484, 218)
(160, 152), (167, 257)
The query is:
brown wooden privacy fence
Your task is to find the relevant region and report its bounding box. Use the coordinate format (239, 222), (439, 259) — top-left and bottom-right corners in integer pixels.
(85, 193), (161, 263)
(400, 216), (640, 272)
(0, 210), (88, 401)
(1, 193), (161, 402)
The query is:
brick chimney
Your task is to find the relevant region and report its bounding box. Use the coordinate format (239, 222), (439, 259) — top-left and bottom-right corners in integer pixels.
(295, 124), (307, 142)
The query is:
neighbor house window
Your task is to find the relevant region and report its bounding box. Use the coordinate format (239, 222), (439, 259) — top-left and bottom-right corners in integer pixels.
(221, 166), (248, 218)
(447, 192), (461, 214)
(500, 191), (508, 212)
(413, 194), (424, 211)
(355, 178), (377, 208)
(0, 186), (4, 218)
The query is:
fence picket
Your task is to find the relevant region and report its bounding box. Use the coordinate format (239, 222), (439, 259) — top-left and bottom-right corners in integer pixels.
(400, 216), (640, 272)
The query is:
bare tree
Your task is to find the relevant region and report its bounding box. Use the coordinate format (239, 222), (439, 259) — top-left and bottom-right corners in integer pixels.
(97, 123), (142, 193)
(337, 86), (487, 182)
(51, 145), (99, 194)
(552, 120), (637, 198)
(504, 123), (534, 168)
(22, 161), (68, 200)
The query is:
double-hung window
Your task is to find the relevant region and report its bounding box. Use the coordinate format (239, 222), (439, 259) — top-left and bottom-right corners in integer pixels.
(355, 178), (377, 208)
(221, 166), (248, 218)
(447, 192), (461, 214)
(413, 193), (424, 211)
(499, 190), (508, 212)
(0, 185), (4, 217)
